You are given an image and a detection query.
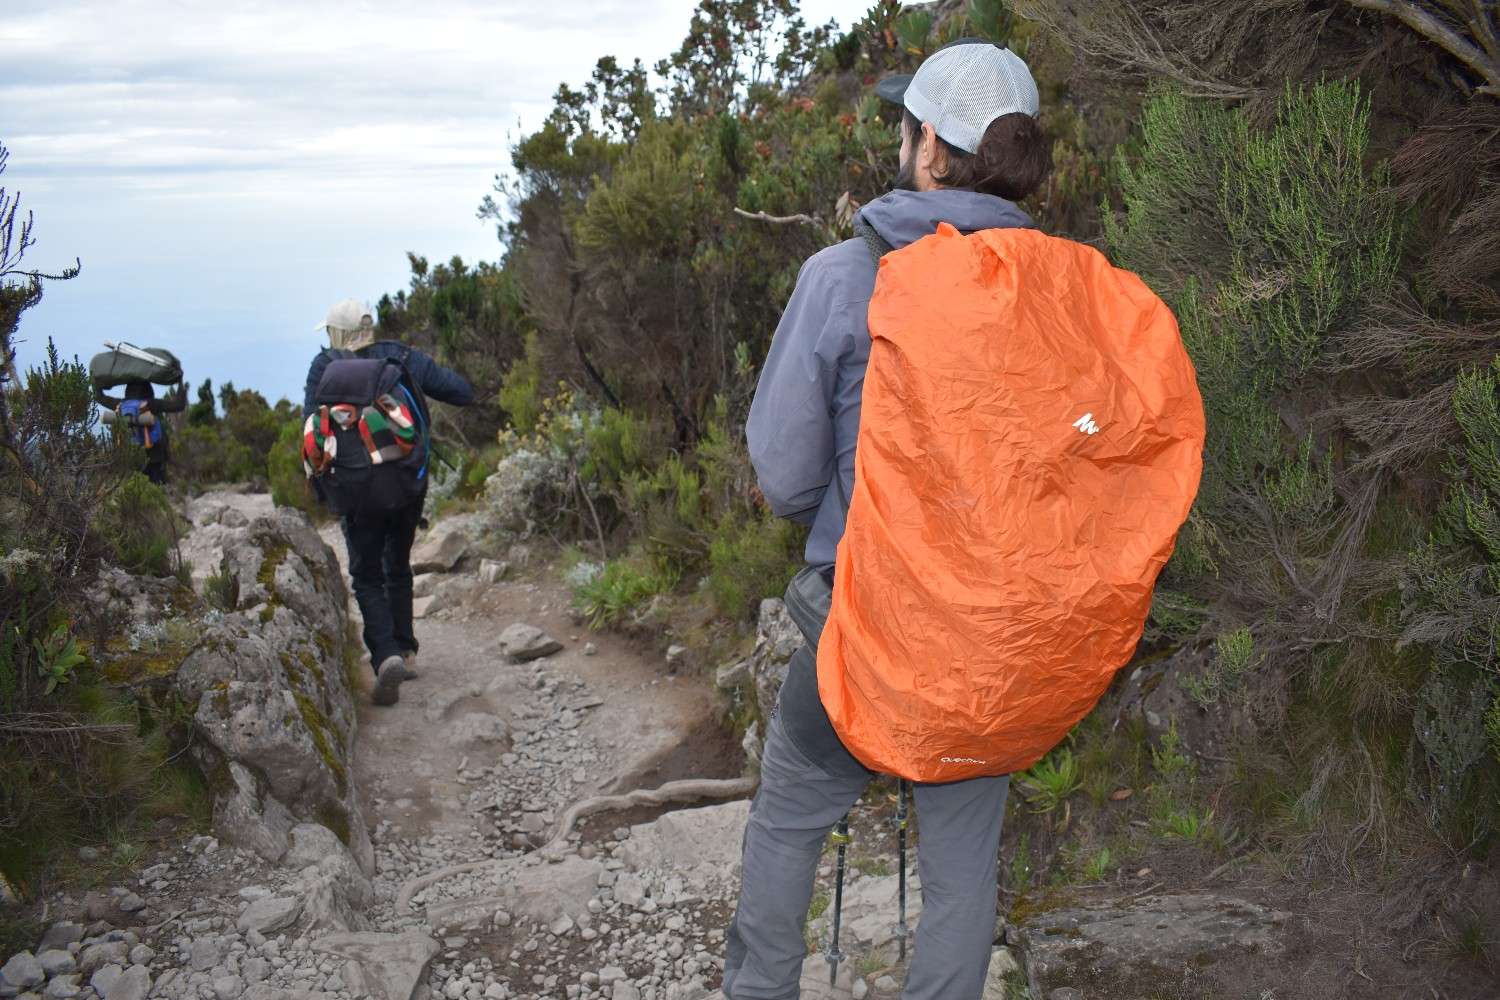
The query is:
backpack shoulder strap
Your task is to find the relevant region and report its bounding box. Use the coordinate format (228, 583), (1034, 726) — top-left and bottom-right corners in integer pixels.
(852, 218), (895, 272)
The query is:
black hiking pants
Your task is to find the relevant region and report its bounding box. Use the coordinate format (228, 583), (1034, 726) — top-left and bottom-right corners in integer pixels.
(342, 499), (423, 669)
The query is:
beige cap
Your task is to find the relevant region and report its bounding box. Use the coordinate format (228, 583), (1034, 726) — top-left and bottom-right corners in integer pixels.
(316, 298), (376, 351)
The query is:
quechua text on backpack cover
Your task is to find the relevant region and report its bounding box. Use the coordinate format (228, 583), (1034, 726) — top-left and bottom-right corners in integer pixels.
(817, 223), (1205, 784)
(302, 351), (428, 515)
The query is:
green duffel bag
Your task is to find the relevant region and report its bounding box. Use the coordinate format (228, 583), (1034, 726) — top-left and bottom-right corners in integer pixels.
(89, 343), (182, 389)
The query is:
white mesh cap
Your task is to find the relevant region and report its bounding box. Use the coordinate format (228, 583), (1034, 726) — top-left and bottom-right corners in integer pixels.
(901, 42), (1039, 154)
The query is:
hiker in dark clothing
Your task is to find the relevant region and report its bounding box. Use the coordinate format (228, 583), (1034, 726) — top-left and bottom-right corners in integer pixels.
(95, 380), (187, 485)
(302, 298), (474, 706)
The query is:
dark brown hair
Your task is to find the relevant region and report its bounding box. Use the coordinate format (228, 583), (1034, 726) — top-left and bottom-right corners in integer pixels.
(904, 109), (1052, 201)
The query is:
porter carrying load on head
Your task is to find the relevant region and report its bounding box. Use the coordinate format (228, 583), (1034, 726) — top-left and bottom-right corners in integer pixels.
(91, 342), (188, 485)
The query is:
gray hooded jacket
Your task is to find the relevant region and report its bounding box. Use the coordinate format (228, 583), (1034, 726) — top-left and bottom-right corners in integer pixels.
(746, 188), (1032, 568)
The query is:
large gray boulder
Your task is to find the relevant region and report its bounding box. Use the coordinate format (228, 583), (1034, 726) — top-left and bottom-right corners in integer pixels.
(1011, 892), (1290, 996)
(618, 800), (750, 886)
(425, 856), (604, 931)
(237, 897), (303, 934)
(747, 598), (802, 722)
(806, 870), (924, 965)
(171, 507), (372, 874)
(180, 492), (276, 585)
(0, 953), (43, 994)
(286, 823), (375, 932)
(312, 932), (439, 1000)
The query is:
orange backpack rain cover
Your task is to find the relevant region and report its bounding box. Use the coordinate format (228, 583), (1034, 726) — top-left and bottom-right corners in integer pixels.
(818, 224), (1205, 784)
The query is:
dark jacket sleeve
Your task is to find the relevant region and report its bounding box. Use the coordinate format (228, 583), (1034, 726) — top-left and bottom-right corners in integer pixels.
(406, 349), (475, 408)
(153, 381), (187, 414)
(302, 351), (330, 417)
(95, 389), (122, 409)
(746, 253), (846, 525)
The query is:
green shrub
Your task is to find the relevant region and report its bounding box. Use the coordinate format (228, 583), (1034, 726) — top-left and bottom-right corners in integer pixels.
(1108, 81), (1401, 515)
(173, 387), (298, 489)
(203, 555), (240, 613)
(498, 332), (545, 435)
(95, 474), (179, 577)
(707, 514), (803, 619)
(268, 418), (317, 515)
(173, 422), (257, 486)
(1185, 626), (1259, 706)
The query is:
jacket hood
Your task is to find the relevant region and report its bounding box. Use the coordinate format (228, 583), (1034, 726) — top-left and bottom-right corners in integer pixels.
(855, 188), (1032, 250)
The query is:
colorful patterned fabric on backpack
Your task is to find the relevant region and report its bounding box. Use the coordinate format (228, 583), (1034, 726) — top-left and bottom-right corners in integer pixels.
(302, 395), (417, 477)
(302, 352), (428, 516)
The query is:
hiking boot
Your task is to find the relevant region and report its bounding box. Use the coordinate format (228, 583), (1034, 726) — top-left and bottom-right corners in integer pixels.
(373, 655), (409, 706)
(402, 650), (419, 680)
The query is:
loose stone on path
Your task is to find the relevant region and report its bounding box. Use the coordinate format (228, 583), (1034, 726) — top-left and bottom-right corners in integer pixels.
(496, 623), (563, 662)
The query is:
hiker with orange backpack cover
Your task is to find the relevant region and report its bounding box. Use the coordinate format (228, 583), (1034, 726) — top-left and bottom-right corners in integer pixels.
(725, 40), (1204, 999)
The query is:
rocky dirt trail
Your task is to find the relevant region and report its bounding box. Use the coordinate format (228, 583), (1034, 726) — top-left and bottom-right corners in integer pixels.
(314, 514), (761, 1000)
(1, 494), (763, 1000)
(3, 493), (1350, 1000)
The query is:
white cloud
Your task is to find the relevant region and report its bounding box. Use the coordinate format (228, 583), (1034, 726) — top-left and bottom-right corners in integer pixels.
(3, 0), (870, 399)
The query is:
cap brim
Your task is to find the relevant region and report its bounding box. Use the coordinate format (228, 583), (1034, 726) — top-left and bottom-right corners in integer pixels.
(313, 322), (330, 332)
(874, 74), (912, 106)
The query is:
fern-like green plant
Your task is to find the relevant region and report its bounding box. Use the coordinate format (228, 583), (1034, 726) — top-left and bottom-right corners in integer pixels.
(1158, 807), (1215, 842)
(1082, 847), (1113, 882)
(571, 558), (677, 628)
(32, 624), (85, 696)
(1017, 746), (1083, 813)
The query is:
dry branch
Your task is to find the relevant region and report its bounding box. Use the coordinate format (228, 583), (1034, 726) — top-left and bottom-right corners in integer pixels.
(733, 207), (821, 226)
(1015, 0), (1264, 99)
(1344, 0), (1500, 96)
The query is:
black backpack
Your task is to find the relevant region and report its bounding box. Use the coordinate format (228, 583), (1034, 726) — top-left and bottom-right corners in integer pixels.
(302, 348), (430, 516)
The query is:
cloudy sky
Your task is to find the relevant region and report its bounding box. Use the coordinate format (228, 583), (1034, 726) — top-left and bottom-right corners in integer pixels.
(3, 0), (866, 403)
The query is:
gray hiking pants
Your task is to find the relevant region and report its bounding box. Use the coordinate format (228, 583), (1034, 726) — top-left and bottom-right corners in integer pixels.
(723, 713), (1010, 999)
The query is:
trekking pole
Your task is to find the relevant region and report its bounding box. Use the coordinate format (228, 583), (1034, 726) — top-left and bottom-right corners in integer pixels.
(896, 779), (910, 963)
(827, 814), (852, 986)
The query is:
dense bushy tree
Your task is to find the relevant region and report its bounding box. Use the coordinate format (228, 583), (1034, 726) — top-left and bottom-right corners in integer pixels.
(1024, 0), (1500, 874)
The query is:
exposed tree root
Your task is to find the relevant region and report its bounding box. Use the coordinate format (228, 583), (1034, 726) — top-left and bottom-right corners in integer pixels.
(397, 860), (503, 914)
(538, 775), (757, 859)
(396, 775), (757, 912)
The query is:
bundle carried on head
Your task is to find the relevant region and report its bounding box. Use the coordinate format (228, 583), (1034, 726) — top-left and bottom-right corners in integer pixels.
(88, 342), (182, 389)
